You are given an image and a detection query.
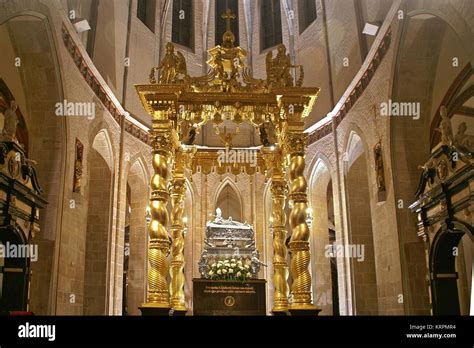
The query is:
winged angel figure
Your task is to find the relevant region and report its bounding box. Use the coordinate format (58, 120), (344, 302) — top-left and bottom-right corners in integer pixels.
(149, 42), (188, 84)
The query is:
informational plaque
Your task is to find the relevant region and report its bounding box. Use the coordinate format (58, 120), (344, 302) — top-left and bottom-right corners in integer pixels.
(193, 279), (266, 316)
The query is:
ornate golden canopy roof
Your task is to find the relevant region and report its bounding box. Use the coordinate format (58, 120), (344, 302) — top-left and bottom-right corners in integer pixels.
(135, 9), (319, 142)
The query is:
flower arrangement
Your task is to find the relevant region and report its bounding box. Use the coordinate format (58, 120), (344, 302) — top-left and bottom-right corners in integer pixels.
(207, 257), (252, 281)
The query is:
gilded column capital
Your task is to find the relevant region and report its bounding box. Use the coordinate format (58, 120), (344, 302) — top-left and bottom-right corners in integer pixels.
(270, 180), (288, 199)
(282, 130), (307, 157)
(151, 132), (176, 157)
(261, 146), (286, 179)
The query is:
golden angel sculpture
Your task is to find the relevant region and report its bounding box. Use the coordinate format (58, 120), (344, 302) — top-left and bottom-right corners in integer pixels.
(149, 42), (188, 84)
(265, 44), (304, 88)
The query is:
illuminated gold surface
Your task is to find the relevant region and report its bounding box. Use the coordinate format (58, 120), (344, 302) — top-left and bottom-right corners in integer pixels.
(169, 147), (195, 311)
(136, 11), (320, 314)
(282, 125), (318, 311)
(143, 120), (177, 308)
(262, 147), (290, 312)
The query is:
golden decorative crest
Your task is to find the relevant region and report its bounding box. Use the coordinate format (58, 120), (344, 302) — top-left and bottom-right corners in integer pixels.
(148, 9), (305, 93)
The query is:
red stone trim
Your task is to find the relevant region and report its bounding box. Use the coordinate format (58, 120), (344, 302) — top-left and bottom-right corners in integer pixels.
(307, 27), (392, 145)
(61, 24), (150, 145)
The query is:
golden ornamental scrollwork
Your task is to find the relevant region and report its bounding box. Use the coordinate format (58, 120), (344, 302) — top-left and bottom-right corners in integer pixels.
(147, 10), (303, 93)
(270, 181), (288, 197)
(136, 8), (320, 315)
(282, 131), (307, 157)
(151, 132), (174, 157)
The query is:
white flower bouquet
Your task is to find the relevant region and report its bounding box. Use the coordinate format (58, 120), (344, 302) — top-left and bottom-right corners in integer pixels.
(207, 257), (252, 281)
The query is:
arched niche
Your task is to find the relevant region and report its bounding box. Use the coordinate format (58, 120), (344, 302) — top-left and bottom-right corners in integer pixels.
(123, 157), (148, 315)
(214, 179), (243, 222)
(344, 130), (378, 315)
(83, 130), (114, 315)
(308, 158), (338, 315)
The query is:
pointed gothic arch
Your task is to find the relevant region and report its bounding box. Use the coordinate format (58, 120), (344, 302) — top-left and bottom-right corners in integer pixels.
(213, 177), (243, 222)
(83, 130), (115, 315)
(343, 129), (378, 315)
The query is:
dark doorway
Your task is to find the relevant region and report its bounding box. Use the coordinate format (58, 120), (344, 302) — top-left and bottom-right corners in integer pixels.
(430, 228), (471, 315)
(0, 227), (30, 312)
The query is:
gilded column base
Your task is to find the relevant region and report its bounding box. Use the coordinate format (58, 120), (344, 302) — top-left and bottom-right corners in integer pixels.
(288, 306), (321, 316)
(170, 260), (186, 311)
(139, 303), (171, 316)
(272, 295), (290, 315)
(271, 260), (289, 314)
(170, 308), (188, 316)
(272, 304), (289, 313)
(272, 310), (290, 316)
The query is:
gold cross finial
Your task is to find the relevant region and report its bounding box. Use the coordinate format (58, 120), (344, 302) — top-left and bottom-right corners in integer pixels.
(222, 8), (236, 32)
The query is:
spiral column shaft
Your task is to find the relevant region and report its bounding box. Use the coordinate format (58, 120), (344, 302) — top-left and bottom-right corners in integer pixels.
(270, 178), (289, 312)
(283, 129), (317, 311)
(169, 177), (186, 310)
(144, 127), (174, 310)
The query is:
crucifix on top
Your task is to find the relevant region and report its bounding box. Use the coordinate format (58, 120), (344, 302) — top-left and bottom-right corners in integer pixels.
(220, 8), (237, 48)
(222, 8), (236, 32)
(205, 7), (246, 90)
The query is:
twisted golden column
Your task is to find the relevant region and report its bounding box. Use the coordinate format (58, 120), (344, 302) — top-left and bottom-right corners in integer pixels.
(169, 177), (186, 310)
(283, 130), (317, 311)
(270, 178), (290, 312)
(169, 147), (195, 313)
(143, 128), (174, 311)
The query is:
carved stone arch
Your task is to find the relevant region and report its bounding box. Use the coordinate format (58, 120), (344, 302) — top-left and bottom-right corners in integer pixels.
(213, 177), (243, 222)
(122, 155), (150, 315)
(127, 153), (150, 187)
(91, 128), (115, 172)
(0, 8), (67, 315)
(388, 5), (474, 105)
(344, 129), (366, 175)
(159, 0), (172, 61)
(450, 220), (474, 240)
(306, 156), (337, 315)
(307, 153), (335, 203)
(342, 124), (379, 315)
(84, 129), (115, 315)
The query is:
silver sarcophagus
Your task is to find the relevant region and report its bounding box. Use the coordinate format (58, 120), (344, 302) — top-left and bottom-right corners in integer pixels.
(198, 209), (264, 280)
